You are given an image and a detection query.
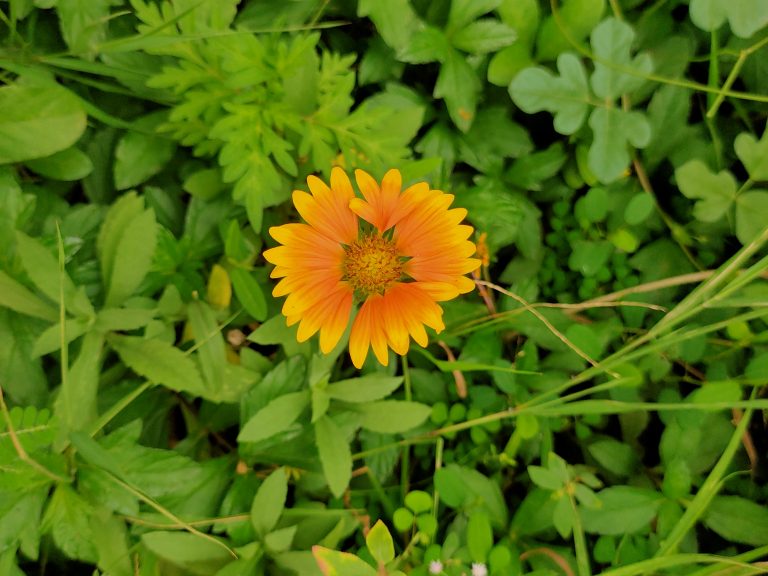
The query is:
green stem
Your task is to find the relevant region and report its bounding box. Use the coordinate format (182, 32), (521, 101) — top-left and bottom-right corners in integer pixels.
(569, 489), (592, 576)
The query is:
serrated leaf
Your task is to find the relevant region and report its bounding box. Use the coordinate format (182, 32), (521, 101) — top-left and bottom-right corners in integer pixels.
(42, 485), (96, 563)
(509, 53), (590, 135)
(325, 375), (403, 403)
(451, 19), (517, 54)
(366, 520), (394, 565)
(676, 160), (737, 222)
(447, 0), (501, 32)
(358, 401), (430, 434)
(399, 26), (451, 64)
(588, 107), (650, 183)
(238, 391), (309, 443)
(590, 18), (652, 100)
(434, 48), (479, 132)
(0, 81), (87, 164)
(315, 415), (352, 498)
(734, 123), (768, 181)
(735, 191), (768, 244)
(110, 335), (207, 396)
(55, 331), (103, 436)
(56, 0), (110, 54)
(251, 468), (287, 538)
(689, 0), (768, 38)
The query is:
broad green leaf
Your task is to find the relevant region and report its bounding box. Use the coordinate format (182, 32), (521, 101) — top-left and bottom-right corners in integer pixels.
(404, 491), (432, 514)
(41, 485), (96, 563)
(553, 496), (574, 539)
(315, 415), (352, 499)
(56, 0), (110, 54)
(435, 465), (508, 527)
(536, 0), (606, 60)
(110, 335), (207, 396)
(689, 0), (768, 38)
(358, 0), (421, 54)
(434, 48), (479, 132)
(312, 546), (377, 576)
(0, 310), (48, 406)
(104, 207), (157, 306)
(25, 147), (93, 181)
(311, 388), (330, 423)
(509, 53), (590, 135)
(735, 191), (768, 245)
(451, 19), (516, 54)
(325, 375), (403, 403)
(587, 438), (639, 477)
(55, 331), (104, 436)
(528, 466), (564, 491)
(590, 18), (652, 100)
(498, 0), (540, 47)
(704, 496), (768, 546)
(358, 401), (431, 434)
(98, 192), (144, 292)
(676, 160), (737, 222)
(114, 113), (176, 190)
(734, 124), (768, 181)
(467, 512), (493, 563)
(14, 232), (93, 318)
(264, 525), (297, 554)
(487, 43), (534, 86)
(0, 271), (58, 321)
(141, 532), (232, 576)
(506, 142), (567, 190)
(588, 107), (651, 183)
(90, 509), (132, 576)
(447, 0), (501, 32)
(399, 26), (451, 64)
(366, 520), (394, 565)
(230, 267), (267, 321)
(568, 240), (613, 277)
(94, 307), (156, 333)
(187, 300), (226, 392)
(238, 391), (310, 443)
(251, 468), (287, 538)
(581, 486), (663, 535)
(0, 81), (87, 164)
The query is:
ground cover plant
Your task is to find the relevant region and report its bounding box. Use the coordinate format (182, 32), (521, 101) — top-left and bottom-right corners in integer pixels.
(1, 0), (768, 574)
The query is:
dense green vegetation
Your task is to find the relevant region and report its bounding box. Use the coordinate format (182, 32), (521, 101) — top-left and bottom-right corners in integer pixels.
(1, 0), (768, 574)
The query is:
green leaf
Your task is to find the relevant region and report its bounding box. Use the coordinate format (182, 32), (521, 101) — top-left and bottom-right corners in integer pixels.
(434, 48), (479, 132)
(238, 391), (310, 443)
(676, 160), (738, 222)
(587, 438), (639, 477)
(568, 240), (613, 277)
(528, 466), (564, 490)
(315, 415), (352, 499)
(312, 546), (377, 576)
(451, 19), (517, 54)
(0, 271), (58, 321)
(98, 192), (143, 291)
(509, 53), (590, 135)
(590, 18), (652, 100)
(735, 191), (768, 244)
(90, 509), (132, 576)
(358, 0), (421, 55)
(251, 468), (287, 538)
(704, 496), (768, 546)
(55, 331), (104, 436)
(141, 532), (232, 576)
(588, 107), (651, 183)
(399, 26), (451, 64)
(366, 520), (394, 565)
(447, 0), (501, 32)
(25, 146), (93, 181)
(580, 486), (662, 535)
(735, 123), (768, 181)
(467, 512), (493, 563)
(14, 232), (93, 318)
(0, 81), (87, 164)
(104, 206), (157, 306)
(358, 401), (431, 434)
(404, 491), (432, 514)
(41, 485), (96, 563)
(689, 0), (768, 38)
(230, 267), (267, 321)
(114, 113), (176, 190)
(325, 375), (403, 403)
(187, 300), (227, 392)
(110, 334), (207, 396)
(56, 0), (109, 54)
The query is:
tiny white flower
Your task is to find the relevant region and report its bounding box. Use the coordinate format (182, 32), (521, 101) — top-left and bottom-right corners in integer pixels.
(471, 563), (488, 576)
(429, 560), (444, 574)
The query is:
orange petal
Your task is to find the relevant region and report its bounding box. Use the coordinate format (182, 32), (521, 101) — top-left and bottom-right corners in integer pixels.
(352, 168), (402, 233)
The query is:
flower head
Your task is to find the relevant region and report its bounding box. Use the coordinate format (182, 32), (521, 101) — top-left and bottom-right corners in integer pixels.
(471, 563), (488, 576)
(429, 560), (444, 574)
(264, 167), (480, 368)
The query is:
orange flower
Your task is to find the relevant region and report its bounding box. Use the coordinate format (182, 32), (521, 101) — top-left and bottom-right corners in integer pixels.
(263, 167), (480, 368)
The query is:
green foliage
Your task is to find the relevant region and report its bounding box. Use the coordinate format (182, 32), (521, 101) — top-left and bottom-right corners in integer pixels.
(1, 0), (768, 575)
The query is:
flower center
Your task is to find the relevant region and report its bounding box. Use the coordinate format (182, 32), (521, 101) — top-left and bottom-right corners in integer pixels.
(342, 234), (404, 297)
